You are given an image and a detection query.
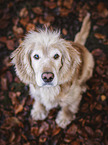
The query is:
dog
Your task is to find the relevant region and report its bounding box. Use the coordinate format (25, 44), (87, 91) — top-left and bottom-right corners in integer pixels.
(11, 13), (94, 128)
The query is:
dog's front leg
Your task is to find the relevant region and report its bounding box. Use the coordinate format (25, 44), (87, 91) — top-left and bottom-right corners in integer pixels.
(31, 100), (49, 121)
(56, 106), (76, 129)
(56, 85), (82, 128)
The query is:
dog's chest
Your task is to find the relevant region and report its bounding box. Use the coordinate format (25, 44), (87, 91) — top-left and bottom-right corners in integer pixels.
(39, 86), (60, 110)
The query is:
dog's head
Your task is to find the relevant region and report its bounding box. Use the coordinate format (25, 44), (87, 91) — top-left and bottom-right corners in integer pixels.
(11, 28), (81, 87)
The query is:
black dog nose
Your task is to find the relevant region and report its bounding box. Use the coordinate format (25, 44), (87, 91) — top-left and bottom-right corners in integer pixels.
(42, 72), (54, 83)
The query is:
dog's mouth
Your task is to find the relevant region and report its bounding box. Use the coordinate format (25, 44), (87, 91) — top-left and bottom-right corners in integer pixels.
(42, 82), (54, 87)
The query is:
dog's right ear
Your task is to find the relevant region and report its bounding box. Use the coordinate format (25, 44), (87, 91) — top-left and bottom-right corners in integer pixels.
(11, 42), (35, 84)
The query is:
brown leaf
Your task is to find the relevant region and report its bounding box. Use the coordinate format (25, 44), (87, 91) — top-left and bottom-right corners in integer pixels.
(32, 7), (42, 15)
(92, 48), (103, 57)
(85, 126), (94, 136)
(1, 76), (8, 90)
(62, 28), (67, 35)
(101, 95), (106, 101)
(71, 141), (80, 145)
(19, 7), (28, 18)
(43, 1), (57, 9)
(38, 122), (49, 135)
(6, 40), (15, 50)
(95, 104), (102, 111)
(9, 132), (16, 142)
(45, 15), (55, 22)
(63, 0), (73, 9)
(13, 25), (24, 35)
(39, 135), (47, 143)
(9, 91), (19, 105)
(1, 117), (22, 129)
(26, 23), (35, 32)
(3, 56), (12, 67)
(20, 16), (29, 26)
(31, 126), (39, 136)
(0, 36), (7, 43)
(67, 123), (78, 135)
(94, 33), (106, 40)
(60, 8), (72, 16)
(6, 71), (13, 83)
(52, 127), (61, 136)
(15, 104), (23, 114)
(96, 66), (104, 75)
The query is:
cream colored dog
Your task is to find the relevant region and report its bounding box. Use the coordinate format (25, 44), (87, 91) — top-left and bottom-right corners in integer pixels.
(11, 13), (94, 128)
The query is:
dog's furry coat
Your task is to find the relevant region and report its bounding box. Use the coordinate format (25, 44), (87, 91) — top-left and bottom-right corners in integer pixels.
(11, 13), (94, 128)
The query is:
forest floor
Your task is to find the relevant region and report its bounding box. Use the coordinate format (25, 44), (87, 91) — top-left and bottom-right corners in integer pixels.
(0, 0), (108, 145)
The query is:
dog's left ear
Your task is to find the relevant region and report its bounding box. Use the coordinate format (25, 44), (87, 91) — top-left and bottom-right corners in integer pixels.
(11, 42), (35, 84)
(59, 40), (81, 82)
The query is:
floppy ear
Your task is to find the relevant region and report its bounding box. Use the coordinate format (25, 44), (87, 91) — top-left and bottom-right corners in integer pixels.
(59, 40), (81, 83)
(11, 43), (35, 84)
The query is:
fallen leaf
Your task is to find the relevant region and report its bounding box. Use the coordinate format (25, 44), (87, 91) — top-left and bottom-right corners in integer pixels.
(15, 104), (23, 114)
(1, 117), (22, 129)
(63, 0), (73, 9)
(62, 28), (67, 35)
(20, 16), (29, 26)
(9, 132), (16, 142)
(19, 7), (28, 18)
(92, 48), (103, 57)
(43, 1), (57, 9)
(101, 95), (106, 101)
(67, 123), (78, 135)
(39, 135), (47, 143)
(45, 15), (55, 22)
(52, 127), (61, 136)
(26, 23), (35, 31)
(95, 104), (102, 111)
(59, 8), (72, 16)
(94, 33), (106, 40)
(13, 25), (24, 35)
(0, 36), (7, 43)
(71, 141), (80, 145)
(85, 126), (94, 136)
(6, 71), (13, 83)
(32, 7), (42, 15)
(6, 40), (15, 50)
(1, 76), (8, 90)
(9, 91), (19, 105)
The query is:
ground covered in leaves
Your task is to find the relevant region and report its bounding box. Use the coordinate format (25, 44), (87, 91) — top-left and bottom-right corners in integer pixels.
(0, 0), (108, 145)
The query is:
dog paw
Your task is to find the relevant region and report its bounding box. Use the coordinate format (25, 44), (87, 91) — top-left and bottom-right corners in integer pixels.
(56, 110), (75, 129)
(31, 108), (48, 121)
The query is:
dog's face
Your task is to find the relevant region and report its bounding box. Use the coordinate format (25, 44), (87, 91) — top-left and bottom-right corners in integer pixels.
(11, 29), (81, 86)
(31, 46), (62, 87)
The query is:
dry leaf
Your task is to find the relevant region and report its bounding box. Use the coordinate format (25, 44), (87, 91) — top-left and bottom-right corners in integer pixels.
(19, 7), (28, 18)
(32, 7), (42, 15)
(67, 123), (78, 135)
(6, 40), (15, 50)
(94, 33), (106, 40)
(101, 95), (106, 101)
(1, 77), (8, 90)
(63, 0), (73, 9)
(20, 16), (29, 26)
(52, 127), (61, 136)
(15, 104), (23, 114)
(62, 28), (67, 35)
(26, 23), (35, 31)
(13, 26), (24, 35)
(43, 1), (56, 9)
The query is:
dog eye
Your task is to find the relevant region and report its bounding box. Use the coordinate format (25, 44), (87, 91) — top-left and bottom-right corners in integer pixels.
(34, 54), (40, 60)
(54, 54), (59, 59)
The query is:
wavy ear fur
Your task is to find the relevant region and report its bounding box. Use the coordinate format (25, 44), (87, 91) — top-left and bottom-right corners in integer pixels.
(11, 43), (35, 84)
(59, 40), (81, 84)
